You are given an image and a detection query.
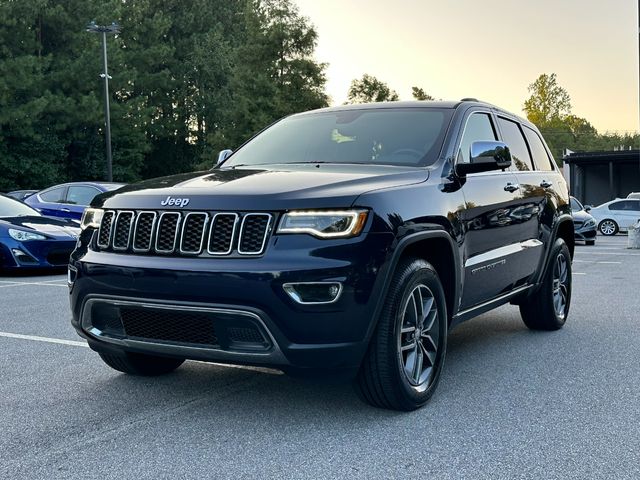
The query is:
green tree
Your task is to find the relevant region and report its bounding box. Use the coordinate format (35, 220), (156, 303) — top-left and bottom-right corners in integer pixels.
(0, 0), (328, 190)
(523, 73), (571, 126)
(411, 86), (434, 101)
(346, 74), (399, 104)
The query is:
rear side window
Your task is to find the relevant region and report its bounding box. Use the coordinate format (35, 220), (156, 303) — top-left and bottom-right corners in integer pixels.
(609, 201), (640, 211)
(523, 127), (554, 171)
(497, 118), (533, 171)
(66, 186), (100, 206)
(458, 113), (497, 163)
(40, 187), (65, 203)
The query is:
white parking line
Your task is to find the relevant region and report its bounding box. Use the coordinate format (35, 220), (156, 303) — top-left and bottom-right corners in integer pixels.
(573, 260), (621, 264)
(575, 252), (640, 256)
(0, 282), (67, 288)
(573, 272), (587, 275)
(0, 332), (282, 375)
(0, 331), (88, 347)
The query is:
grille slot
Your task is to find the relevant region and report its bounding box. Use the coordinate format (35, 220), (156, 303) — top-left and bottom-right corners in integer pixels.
(133, 211), (156, 252)
(97, 211), (115, 248)
(113, 211), (134, 250)
(238, 214), (272, 254)
(155, 212), (181, 253)
(208, 213), (238, 255)
(180, 213), (208, 254)
(120, 308), (218, 346)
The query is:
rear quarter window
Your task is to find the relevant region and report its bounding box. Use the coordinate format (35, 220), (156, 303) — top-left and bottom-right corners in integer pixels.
(523, 127), (554, 171)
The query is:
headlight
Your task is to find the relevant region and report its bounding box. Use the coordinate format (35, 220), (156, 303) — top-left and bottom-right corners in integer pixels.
(585, 219), (596, 227)
(277, 210), (368, 238)
(8, 229), (46, 241)
(80, 208), (104, 230)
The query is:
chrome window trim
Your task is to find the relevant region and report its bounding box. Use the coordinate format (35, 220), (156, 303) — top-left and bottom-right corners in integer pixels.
(112, 210), (135, 251)
(179, 212), (209, 255)
(154, 212), (182, 254)
(237, 213), (272, 255)
(132, 211), (157, 253)
(207, 212), (238, 256)
(96, 210), (116, 249)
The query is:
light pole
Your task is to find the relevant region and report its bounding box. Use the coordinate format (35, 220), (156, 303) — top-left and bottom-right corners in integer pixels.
(86, 21), (120, 182)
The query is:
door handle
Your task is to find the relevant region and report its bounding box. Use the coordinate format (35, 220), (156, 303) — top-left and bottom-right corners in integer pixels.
(504, 183), (520, 193)
(60, 208), (71, 212)
(540, 180), (553, 188)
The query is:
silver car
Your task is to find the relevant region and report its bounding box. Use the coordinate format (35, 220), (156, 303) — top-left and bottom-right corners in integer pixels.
(588, 198), (640, 235)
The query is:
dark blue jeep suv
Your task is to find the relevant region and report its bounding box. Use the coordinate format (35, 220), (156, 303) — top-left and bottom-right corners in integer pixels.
(70, 100), (574, 410)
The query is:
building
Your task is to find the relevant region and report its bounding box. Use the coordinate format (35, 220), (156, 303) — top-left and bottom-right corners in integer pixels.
(562, 149), (640, 207)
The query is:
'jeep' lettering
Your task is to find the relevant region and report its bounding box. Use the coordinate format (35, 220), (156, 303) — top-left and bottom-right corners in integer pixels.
(160, 196), (190, 207)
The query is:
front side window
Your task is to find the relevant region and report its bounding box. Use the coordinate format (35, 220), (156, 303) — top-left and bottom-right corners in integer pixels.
(66, 186), (100, 206)
(224, 108), (453, 168)
(39, 187), (65, 203)
(458, 113), (497, 164)
(523, 127), (554, 171)
(498, 118), (533, 172)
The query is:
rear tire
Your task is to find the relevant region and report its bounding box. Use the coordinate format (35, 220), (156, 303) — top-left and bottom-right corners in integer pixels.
(598, 219), (618, 236)
(519, 239), (572, 331)
(99, 352), (185, 376)
(356, 258), (447, 411)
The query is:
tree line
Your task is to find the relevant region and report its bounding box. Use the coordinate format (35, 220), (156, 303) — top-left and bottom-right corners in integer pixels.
(0, 1), (637, 191)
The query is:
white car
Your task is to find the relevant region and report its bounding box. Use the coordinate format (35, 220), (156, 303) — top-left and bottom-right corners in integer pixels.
(588, 198), (640, 235)
(628, 192), (640, 199)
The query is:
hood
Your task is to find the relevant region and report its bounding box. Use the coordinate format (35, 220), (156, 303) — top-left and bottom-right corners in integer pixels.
(93, 164), (429, 210)
(0, 215), (80, 239)
(571, 209), (595, 222)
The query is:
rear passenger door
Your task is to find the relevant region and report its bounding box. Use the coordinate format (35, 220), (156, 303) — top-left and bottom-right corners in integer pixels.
(494, 118), (553, 282)
(64, 185), (101, 220)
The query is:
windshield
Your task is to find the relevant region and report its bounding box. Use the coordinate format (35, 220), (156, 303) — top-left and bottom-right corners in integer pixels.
(0, 195), (41, 217)
(570, 197), (583, 211)
(224, 108), (453, 168)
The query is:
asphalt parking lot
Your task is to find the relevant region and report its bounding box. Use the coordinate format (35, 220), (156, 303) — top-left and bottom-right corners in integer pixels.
(1, 235), (639, 479)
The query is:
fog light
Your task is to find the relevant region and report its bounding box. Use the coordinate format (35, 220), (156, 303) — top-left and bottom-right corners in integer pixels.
(283, 282), (343, 304)
(68, 265), (78, 286)
(11, 248), (37, 264)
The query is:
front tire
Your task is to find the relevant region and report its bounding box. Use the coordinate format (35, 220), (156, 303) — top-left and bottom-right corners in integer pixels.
(519, 239), (572, 331)
(99, 351), (185, 376)
(356, 258), (447, 411)
(585, 240), (595, 246)
(598, 219), (618, 236)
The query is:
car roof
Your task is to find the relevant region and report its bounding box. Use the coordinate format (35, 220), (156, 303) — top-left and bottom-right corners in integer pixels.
(293, 99), (536, 130)
(40, 181), (125, 191)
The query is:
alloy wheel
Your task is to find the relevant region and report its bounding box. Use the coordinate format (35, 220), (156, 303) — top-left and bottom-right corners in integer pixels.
(552, 253), (569, 320)
(599, 220), (616, 235)
(398, 284), (440, 388)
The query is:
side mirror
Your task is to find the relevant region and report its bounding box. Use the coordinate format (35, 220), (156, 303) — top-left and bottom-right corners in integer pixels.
(455, 141), (512, 176)
(217, 149), (233, 166)
(584, 205), (592, 212)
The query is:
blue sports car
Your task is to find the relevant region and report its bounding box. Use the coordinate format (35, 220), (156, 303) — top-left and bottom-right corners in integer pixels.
(0, 194), (80, 270)
(24, 181), (125, 221)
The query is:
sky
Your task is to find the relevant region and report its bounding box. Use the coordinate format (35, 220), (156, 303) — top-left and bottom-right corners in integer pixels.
(293, 0), (639, 134)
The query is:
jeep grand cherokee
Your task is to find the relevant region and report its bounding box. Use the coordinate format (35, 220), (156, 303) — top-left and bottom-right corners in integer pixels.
(70, 100), (573, 411)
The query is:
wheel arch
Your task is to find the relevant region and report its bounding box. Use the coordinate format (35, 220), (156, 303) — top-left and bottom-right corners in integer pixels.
(369, 230), (462, 337)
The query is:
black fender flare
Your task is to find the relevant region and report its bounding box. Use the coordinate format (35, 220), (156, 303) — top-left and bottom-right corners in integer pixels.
(532, 214), (574, 286)
(364, 229), (462, 343)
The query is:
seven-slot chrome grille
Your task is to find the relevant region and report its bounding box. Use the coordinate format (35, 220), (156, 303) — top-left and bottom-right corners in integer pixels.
(96, 210), (272, 256)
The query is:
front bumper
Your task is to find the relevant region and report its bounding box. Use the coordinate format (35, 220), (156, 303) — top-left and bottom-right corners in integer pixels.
(0, 237), (76, 269)
(69, 232), (393, 370)
(574, 224), (597, 241)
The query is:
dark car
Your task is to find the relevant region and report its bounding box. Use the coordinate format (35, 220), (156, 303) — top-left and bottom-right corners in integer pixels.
(0, 194), (80, 270)
(69, 100), (574, 411)
(25, 182), (125, 221)
(570, 196), (596, 245)
(6, 190), (38, 201)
